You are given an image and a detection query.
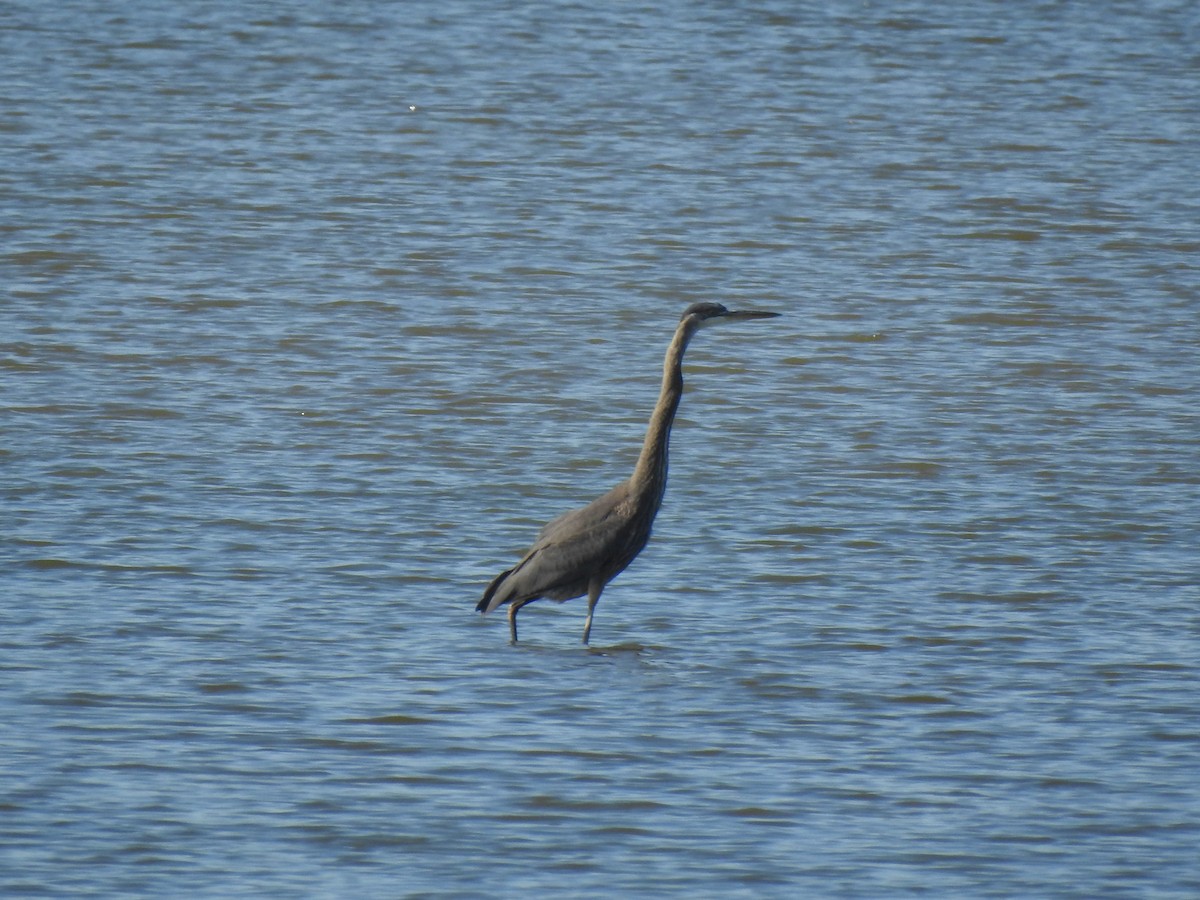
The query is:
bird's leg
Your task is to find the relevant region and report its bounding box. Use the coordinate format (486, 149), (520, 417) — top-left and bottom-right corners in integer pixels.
(508, 601), (521, 644)
(582, 581), (604, 645)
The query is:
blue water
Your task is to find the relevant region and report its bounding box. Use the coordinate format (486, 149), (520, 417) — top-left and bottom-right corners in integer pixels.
(3, 1), (1199, 896)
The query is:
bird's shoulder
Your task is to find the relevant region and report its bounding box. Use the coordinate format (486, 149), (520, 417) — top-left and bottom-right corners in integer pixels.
(534, 480), (635, 546)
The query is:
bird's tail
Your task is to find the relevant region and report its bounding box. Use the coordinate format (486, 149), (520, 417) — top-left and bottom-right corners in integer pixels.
(476, 567), (514, 614)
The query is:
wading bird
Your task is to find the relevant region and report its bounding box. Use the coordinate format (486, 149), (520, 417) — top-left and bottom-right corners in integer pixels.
(476, 302), (780, 644)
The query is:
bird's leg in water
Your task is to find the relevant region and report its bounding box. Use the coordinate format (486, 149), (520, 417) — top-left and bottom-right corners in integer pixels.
(582, 580), (604, 645)
(508, 601), (520, 644)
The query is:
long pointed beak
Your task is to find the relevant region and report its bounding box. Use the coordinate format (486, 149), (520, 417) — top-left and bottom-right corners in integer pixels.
(723, 309), (781, 321)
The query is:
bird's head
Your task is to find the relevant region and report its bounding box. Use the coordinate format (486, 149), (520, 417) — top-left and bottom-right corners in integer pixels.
(681, 301), (781, 328)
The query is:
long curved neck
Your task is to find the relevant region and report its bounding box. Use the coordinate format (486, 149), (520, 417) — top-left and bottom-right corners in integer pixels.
(631, 320), (697, 498)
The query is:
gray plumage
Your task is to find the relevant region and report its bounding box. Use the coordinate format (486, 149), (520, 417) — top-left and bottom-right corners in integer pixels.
(476, 301), (780, 644)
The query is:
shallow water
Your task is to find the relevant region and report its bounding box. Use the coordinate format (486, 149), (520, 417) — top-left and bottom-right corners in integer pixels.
(3, 0), (1199, 896)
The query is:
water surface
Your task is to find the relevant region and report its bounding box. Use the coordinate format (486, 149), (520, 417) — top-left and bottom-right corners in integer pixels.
(3, 1), (1199, 896)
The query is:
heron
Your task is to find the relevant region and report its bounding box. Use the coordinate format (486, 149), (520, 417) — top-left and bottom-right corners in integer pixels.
(476, 301), (780, 644)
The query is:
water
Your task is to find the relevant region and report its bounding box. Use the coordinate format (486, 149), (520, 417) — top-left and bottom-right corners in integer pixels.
(3, 0), (1199, 896)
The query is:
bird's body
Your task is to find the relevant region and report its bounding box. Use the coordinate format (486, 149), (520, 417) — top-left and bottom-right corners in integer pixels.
(477, 302), (779, 644)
